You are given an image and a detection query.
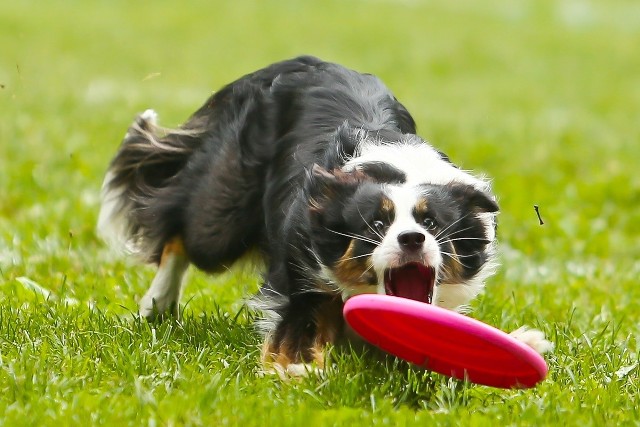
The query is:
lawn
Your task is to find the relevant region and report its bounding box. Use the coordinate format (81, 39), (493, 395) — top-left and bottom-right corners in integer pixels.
(2, 0), (640, 425)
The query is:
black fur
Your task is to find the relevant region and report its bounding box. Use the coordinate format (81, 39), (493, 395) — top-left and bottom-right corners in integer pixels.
(101, 56), (497, 365)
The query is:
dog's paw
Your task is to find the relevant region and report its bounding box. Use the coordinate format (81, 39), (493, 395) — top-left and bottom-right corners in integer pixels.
(264, 363), (324, 380)
(510, 326), (554, 354)
(138, 295), (178, 322)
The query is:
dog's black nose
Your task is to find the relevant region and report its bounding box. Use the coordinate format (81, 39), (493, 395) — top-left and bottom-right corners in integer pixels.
(397, 231), (426, 251)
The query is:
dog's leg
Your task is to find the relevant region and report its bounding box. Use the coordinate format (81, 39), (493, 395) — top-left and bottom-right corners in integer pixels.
(262, 335), (328, 379)
(261, 296), (343, 378)
(139, 237), (189, 321)
(510, 326), (554, 354)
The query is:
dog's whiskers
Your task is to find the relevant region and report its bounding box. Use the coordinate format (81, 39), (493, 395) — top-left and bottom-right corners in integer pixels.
(442, 237), (490, 244)
(358, 262), (376, 279)
(440, 250), (472, 269)
(441, 250), (482, 259)
(435, 227), (478, 246)
(325, 228), (381, 245)
(342, 252), (375, 261)
(357, 206), (384, 241)
(434, 214), (471, 240)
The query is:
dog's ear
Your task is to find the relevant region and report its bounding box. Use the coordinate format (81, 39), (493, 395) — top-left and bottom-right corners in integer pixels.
(310, 164), (336, 182)
(448, 183), (499, 213)
(308, 164), (365, 192)
(306, 164), (364, 214)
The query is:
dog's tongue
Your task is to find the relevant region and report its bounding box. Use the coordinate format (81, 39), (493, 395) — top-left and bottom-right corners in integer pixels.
(384, 263), (434, 304)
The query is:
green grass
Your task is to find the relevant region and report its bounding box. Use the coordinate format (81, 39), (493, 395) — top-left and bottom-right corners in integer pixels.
(2, 0), (640, 425)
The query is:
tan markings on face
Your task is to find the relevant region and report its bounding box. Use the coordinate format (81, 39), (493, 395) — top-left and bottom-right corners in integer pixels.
(438, 244), (465, 285)
(334, 240), (376, 288)
(381, 196), (394, 217)
(414, 197), (429, 218)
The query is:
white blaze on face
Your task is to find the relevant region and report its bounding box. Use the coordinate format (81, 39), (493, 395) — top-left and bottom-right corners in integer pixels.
(344, 139), (488, 190)
(372, 185), (442, 295)
(342, 139), (497, 310)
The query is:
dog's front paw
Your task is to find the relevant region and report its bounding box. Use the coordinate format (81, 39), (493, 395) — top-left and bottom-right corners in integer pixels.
(265, 363), (324, 380)
(138, 294), (178, 322)
(510, 326), (554, 354)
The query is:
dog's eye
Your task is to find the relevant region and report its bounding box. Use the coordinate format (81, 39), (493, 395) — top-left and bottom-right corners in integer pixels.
(422, 217), (437, 231)
(372, 220), (385, 232)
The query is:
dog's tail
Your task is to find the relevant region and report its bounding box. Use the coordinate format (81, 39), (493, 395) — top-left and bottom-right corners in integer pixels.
(97, 109), (202, 263)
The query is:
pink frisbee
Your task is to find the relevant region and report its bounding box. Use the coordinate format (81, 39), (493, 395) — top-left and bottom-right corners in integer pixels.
(343, 294), (548, 388)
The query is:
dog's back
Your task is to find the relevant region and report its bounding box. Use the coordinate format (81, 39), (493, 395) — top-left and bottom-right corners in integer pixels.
(98, 56), (415, 271)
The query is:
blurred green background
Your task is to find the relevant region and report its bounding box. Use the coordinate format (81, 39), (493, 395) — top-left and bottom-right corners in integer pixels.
(2, 0), (640, 424)
(3, 0), (639, 311)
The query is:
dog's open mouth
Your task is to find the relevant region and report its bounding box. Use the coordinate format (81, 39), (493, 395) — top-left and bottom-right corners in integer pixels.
(384, 263), (435, 304)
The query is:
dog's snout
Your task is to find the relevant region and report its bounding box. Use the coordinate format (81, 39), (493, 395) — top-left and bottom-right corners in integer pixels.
(397, 231), (426, 251)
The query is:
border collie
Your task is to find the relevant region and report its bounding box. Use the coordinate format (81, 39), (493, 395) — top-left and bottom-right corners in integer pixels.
(98, 56), (552, 374)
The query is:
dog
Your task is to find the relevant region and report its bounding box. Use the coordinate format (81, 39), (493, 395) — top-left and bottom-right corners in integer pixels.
(98, 56), (552, 375)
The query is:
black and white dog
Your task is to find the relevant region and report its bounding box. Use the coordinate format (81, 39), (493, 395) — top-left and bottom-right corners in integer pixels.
(99, 56), (552, 374)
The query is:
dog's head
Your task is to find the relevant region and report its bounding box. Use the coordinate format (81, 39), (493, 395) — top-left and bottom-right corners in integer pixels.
(306, 164), (498, 311)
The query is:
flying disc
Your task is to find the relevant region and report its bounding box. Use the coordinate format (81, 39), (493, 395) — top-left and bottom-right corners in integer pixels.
(343, 294), (548, 388)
